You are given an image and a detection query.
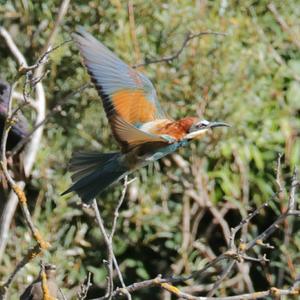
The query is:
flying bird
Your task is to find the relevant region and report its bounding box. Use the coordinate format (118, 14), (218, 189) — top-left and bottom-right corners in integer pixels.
(62, 27), (229, 203)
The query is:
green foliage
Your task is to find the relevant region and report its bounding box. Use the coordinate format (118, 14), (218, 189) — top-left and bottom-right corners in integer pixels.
(0, 0), (299, 299)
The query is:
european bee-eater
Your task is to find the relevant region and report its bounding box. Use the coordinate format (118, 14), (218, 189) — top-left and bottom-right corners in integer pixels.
(62, 27), (229, 203)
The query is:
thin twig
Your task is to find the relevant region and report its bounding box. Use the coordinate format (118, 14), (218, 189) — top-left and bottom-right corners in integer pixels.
(268, 2), (300, 50)
(91, 178), (133, 300)
(91, 199), (114, 299)
(110, 176), (130, 239)
(0, 182), (25, 263)
(246, 172), (298, 251)
(9, 83), (90, 157)
(98, 171), (298, 299)
(93, 275), (300, 300)
(275, 153), (284, 197)
(77, 272), (92, 300)
(0, 26), (48, 266)
(59, 288), (67, 300)
(229, 203), (268, 249)
(0, 245), (41, 298)
(0, 27), (27, 66)
(19, 39), (71, 74)
(0, 0), (70, 294)
(0, 83), (49, 300)
(127, 0), (141, 64)
(207, 260), (235, 297)
(132, 31), (226, 68)
(24, 0), (70, 175)
(0, 81), (48, 247)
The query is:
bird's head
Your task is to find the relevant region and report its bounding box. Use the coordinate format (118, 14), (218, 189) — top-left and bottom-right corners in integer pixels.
(44, 263), (57, 279)
(185, 119), (230, 140)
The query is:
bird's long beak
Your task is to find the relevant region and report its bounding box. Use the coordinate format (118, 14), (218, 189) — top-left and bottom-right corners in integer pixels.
(208, 121), (231, 128)
(185, 121), (230, 140)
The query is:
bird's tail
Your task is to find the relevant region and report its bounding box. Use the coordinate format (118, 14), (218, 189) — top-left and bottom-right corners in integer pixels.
(62, 151), (128, 203)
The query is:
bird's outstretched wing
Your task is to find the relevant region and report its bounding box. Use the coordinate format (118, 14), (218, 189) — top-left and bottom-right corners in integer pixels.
(73, 27), (170, 151)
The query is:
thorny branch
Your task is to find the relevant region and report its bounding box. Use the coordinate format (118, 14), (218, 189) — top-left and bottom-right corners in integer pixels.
(132, 31), (226, 68)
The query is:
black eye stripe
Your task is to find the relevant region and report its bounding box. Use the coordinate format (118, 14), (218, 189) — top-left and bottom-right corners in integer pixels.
(196, 120), (209, 128)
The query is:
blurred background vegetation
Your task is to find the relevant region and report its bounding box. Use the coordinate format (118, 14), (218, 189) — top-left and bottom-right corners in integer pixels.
(0, 0), (300, 299)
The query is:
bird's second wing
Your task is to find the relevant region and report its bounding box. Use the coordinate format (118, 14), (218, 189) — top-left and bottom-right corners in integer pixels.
(72, 27), (166, 131)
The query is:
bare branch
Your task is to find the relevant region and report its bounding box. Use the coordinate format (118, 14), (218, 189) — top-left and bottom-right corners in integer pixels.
(92, 274), (300, 300)
(0, 245), (41, 298)
(0, 0), (70, 293)
(95, 169), (298, 299)
(275, 153), (284, 197)
(0, 81), (48, 245)
(132, 31), (226, 68)
(37, 0), (71, 65)
(59, 288), (67, 300)
(77, 272), (92, 300)
(207, 260), (235, 297)
(90, 177), (133, 300)
(127, 0), (141, 64)
(229, 203), (268, 249)
(0, 184), (24, 262)
(0, 27), (27, 66)
(9, 83), (90, 157)
(245, 172), (299, 252)
(110, 176), (133, 239)
(91, 199), (114, 299)
(288, 169), (298, 211)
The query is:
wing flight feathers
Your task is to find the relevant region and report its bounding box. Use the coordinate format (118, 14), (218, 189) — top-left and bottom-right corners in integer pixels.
(73, 27), (166, 130)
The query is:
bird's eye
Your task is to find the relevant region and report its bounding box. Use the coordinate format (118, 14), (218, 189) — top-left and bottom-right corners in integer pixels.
(196, 120), (209, 128)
